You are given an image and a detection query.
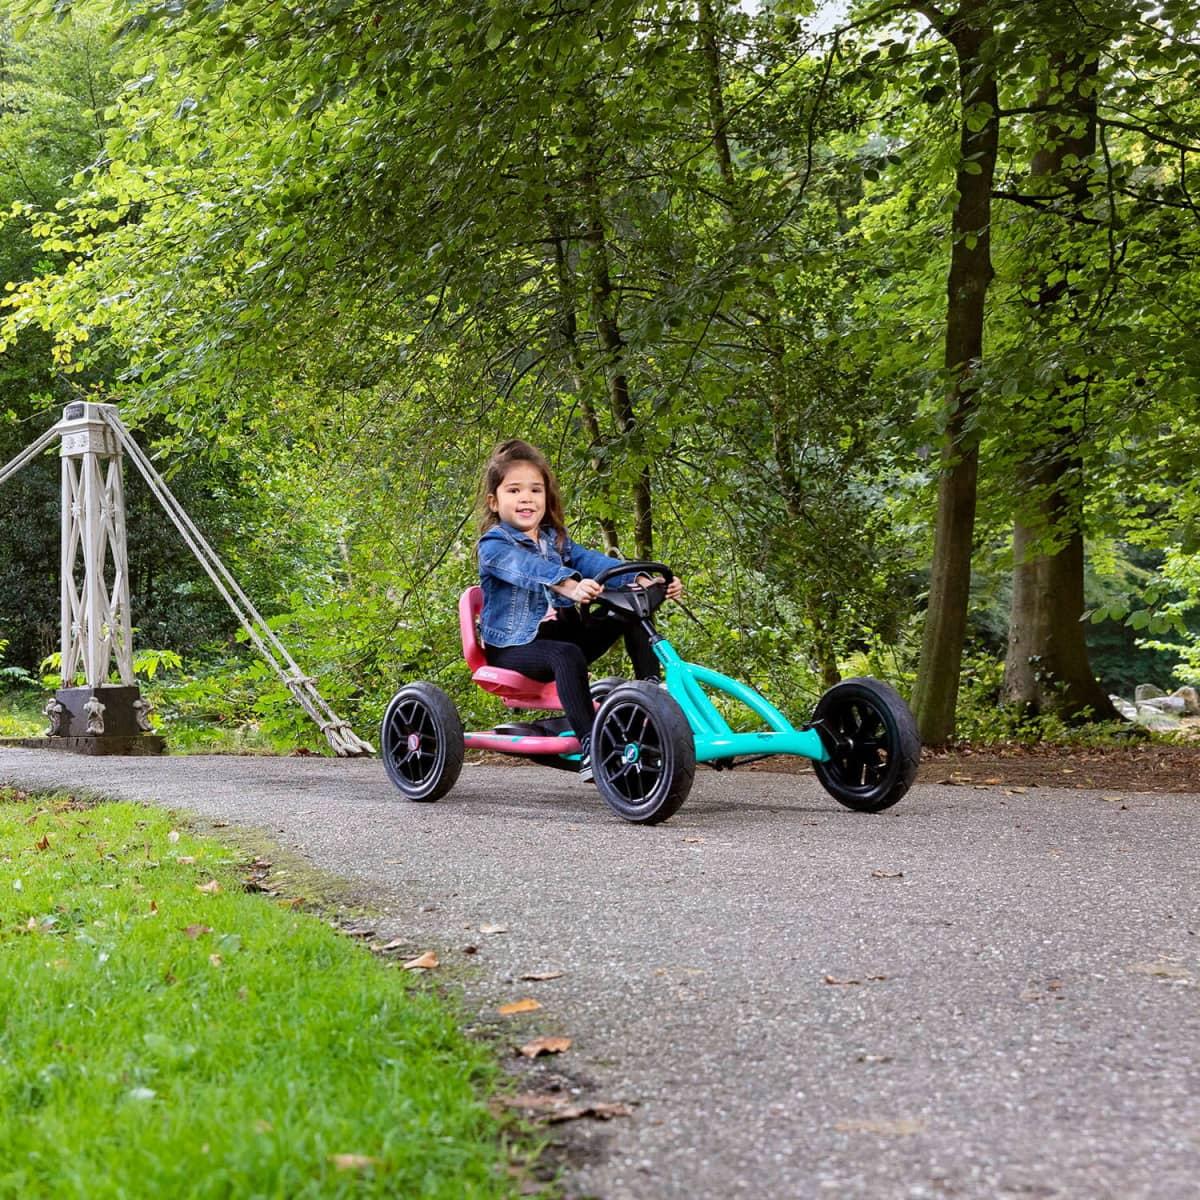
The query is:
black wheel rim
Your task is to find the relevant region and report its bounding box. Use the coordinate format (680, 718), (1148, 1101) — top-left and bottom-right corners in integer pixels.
(385, 697), (444, 790)
(595, 700), (668, 809)
(821, 695), (895, 795)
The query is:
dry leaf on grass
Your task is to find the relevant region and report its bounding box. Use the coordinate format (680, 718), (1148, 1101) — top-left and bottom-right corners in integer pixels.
(329, 1154), (379, 1171)
(208, 954), (223, 968)
(518, 1036), (571, 1058)
(183, 924), (211, 940)
(402, 951), (439, 971)
(167, 831), (180, 844)
(196, 879), (221, 895)
(498, 998), (542, 1016)
(35, 835), (50, 852)
(519, 970), (564, 982)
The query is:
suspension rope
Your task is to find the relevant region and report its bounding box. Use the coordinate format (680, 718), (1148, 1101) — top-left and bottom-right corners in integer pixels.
(102, 412), (374, 757)
(0, 425), (60, 489)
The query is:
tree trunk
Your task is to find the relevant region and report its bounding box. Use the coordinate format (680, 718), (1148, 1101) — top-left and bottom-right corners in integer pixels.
(1001, 48), (1118, 720)
(580, 164), (653, 558)
(909, 3), (999, 746)
(548, 209), (620, 554)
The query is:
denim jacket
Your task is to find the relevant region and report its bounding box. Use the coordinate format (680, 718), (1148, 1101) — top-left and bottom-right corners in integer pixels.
(478, 521), (636, 647)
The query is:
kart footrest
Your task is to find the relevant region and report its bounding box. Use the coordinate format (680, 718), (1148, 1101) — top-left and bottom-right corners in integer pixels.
(494, 717), (572, 737)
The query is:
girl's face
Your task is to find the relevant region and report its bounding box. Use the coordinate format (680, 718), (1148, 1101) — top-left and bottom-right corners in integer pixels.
(488, 462), (546, 536)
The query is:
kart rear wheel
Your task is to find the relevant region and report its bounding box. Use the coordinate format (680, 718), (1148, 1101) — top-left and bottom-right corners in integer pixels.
(811, 677), (919, 812)
(592, 682), (695, 825)
(380, 682), (464, 802)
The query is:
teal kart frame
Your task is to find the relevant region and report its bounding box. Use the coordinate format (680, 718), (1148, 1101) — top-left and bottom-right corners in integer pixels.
(653, 639), (830, 767)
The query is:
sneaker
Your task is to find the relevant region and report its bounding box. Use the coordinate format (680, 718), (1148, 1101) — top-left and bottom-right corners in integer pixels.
(577, 735), (594, 783)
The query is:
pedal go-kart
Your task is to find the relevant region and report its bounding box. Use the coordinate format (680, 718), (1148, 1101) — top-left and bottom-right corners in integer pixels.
(380, 563), (920, 825)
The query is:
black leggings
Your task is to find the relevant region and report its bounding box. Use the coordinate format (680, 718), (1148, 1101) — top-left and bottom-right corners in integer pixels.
(485, 608), (659, 743)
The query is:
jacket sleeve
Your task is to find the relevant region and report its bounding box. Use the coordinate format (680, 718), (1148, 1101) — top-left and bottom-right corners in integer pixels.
(478, 533), (578, 590)
(563, 536), (638, 586)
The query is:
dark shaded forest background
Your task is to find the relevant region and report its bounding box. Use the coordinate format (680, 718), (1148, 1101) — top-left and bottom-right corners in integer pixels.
(1, 0), (1197, 748)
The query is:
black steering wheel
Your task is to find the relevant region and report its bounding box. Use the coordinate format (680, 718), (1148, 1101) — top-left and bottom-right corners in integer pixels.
(582, 560), (674, 623)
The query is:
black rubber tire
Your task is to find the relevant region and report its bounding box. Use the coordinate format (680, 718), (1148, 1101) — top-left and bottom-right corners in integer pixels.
(811, 677), (920, 813)
(591, 682), (695, 825)
(379, 683), (464, 802)
(590, 676), (628, 703)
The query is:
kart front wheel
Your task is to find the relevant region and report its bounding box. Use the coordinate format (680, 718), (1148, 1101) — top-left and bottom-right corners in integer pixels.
(592, 682), (695, 825)
(380, 683), (464, 802)
(811, 677), (919, 813)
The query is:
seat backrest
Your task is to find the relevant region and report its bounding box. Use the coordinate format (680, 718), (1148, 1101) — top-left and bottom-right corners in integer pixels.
(459, 586), (487, 672)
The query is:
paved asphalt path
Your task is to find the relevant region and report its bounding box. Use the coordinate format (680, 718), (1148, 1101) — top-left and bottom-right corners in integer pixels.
(1, 749), (1197, 1199)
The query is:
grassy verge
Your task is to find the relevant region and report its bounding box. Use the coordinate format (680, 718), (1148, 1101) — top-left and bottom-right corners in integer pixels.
(0, 790), (539, 1198)
(0, 689), (42, 738)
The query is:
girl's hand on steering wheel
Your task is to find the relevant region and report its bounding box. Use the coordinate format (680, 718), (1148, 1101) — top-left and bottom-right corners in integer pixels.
(571, 578), (604, 604)
(635, 573), (683, 601)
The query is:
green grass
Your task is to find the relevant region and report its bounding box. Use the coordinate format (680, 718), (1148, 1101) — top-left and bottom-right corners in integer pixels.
(0, 792), (539, 1198)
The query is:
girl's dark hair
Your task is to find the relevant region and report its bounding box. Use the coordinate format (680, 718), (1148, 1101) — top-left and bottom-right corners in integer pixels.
(477, 439), (568, 549)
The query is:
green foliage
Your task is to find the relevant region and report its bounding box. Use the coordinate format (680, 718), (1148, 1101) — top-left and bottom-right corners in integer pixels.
(0, 0), (1196, 744)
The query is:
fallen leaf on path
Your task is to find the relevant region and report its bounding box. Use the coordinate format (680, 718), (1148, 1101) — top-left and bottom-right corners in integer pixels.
(498, 998), (542, 1016)
(479, 923), (509, 935)
(1006, 787), (1028, 795)
(518, 1036), (571, 1058)
(835, 1117), (925, 1136)
(1129, 960), (1193, 981)
(519, 970), (564, 981)
(824, 975), (861, 986)
(499, 1093), (632, 1122)
(373, 938), (408, 954)
(196, 880), (221, 895)
(870, 870), (903, 879)
(682, 837), (704, 844)
(329, 1154), (379, 1171)
(402, 951), (439, 971)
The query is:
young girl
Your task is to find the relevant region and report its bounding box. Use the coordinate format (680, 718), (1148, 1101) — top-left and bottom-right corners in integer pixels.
(476, 439), (682, 782)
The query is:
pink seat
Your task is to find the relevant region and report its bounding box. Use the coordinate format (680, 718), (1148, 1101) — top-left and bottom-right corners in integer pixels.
(459, 586), (563, 710)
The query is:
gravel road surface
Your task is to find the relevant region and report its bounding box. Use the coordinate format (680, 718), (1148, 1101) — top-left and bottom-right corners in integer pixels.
(1, 749), (1197, 1199)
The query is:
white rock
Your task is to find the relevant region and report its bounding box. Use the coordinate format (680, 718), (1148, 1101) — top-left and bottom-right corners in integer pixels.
(1135, 683), (1165, 701)
(1171, 686), (1200, 715)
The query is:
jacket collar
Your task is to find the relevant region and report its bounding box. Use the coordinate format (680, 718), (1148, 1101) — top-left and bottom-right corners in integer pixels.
(482, 520), (544, 547)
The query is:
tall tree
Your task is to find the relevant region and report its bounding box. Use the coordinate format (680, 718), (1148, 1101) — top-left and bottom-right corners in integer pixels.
(903, 0), (1000, 744)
